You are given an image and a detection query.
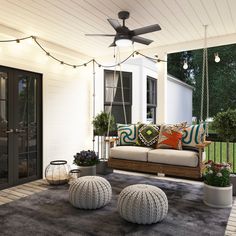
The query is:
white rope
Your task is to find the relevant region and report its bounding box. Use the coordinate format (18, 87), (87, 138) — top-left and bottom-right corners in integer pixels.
(200, 47), (205, 122)
(118, 50), (127, 125)
(106, 48), (119, 137)
(200, 25), (210, 136)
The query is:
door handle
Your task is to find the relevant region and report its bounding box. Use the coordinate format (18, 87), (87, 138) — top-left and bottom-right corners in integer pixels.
(15, 129), (25, 133)
(5, 129), (14, 134)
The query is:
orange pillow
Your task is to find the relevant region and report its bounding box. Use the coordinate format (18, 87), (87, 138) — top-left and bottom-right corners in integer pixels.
(157, 123), (186, 150)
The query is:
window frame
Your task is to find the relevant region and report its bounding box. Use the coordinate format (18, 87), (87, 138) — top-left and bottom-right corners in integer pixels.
(104, 69), (132, 124)
(147, 76), (157, 123)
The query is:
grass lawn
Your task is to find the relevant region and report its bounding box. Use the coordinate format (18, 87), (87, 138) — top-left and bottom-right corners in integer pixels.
(205, 142), (236, 173)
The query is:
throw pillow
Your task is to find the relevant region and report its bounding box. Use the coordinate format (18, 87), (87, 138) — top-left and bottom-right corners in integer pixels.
(182, 123), (206, 148)
(137, 124), (160, 147)
(117, 124), (138, 146)
(157, 122), (187, 150)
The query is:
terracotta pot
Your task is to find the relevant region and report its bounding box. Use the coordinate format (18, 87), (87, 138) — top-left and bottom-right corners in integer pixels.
(78, 165), (96, 176)
(203, 183), (232, 208)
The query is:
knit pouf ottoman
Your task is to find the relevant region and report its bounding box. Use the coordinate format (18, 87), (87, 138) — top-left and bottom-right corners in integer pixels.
(69, 176), (112, 209)
(118, 184), (168, 224)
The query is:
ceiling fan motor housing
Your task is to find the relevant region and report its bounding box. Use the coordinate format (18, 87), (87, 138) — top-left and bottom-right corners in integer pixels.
(118, 11), (130, 20)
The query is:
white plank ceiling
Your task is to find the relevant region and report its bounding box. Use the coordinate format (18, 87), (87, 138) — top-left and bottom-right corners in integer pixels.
(0, 0), (235, 57)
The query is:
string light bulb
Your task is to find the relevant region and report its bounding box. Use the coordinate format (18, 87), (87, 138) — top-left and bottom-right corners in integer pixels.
(214, 52), (220, 63)
(183, 60), (188, 70)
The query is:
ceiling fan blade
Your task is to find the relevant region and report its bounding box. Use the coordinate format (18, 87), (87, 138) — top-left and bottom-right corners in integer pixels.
(132, 24), (161, 36)
(85, 34), (115, 37)
(109, 41), (116, 47)
(107, 19), (122, 31)
(132, 36), (153, 45)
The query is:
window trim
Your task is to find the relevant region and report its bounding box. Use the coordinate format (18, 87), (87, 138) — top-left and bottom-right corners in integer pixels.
(104, 69), (132, 123)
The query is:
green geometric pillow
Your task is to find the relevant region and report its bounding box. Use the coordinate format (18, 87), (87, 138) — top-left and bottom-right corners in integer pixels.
(137, 124), (160, 147)
(182, 123), (206, 148)
(117, 124), (138, 146)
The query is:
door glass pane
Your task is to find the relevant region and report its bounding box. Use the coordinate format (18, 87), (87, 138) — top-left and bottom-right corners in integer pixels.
(28, 77), (37, 124)
(29, 152), (37, 176)
(17, 75), (38, 179)
(17, 127), (28, 154)
(18, 76), (28, 126)
(0, 72), (7, 100)
(19, 154), (28, 178)
(0, 72), (8, 185)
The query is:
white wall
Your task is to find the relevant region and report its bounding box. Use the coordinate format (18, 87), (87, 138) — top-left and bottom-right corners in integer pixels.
(166, 75), (193, 124)
(0, 37), (93, 173)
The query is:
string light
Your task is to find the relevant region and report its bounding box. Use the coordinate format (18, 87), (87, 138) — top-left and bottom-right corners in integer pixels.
(214, 52), (220, 63)
(0, 35), (167, 68)
(183, 60), (188, 70)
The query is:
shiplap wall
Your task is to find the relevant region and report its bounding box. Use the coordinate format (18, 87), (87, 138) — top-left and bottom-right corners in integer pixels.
(0, 40), (93, 173)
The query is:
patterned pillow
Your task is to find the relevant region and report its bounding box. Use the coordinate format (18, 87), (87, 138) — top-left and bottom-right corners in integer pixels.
(157, 123), (187, 150)
(137, 124), (160, 147)
(182, 123), (206, 148)
(117, 124), (138, 146)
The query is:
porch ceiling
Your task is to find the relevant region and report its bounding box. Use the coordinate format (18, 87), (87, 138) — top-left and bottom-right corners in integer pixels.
(0, 0), (235, 58)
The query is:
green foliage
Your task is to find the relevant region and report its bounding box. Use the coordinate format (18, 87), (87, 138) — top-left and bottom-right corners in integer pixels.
(73, 150), (99, 166)
(211, 109), (236, 142)
(168, 44), (236, 121)
(204, 160), (231, 187)
(92, 111), (115, 136)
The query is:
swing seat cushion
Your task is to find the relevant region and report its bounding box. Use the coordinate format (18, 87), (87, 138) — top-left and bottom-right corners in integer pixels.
(110, 146), (152, 162)
(148, 149), (205, 167)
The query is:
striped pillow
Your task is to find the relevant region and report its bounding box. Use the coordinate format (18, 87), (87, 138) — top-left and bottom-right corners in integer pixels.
(117, 124), (139, 146)
(182, 123), (206, 148)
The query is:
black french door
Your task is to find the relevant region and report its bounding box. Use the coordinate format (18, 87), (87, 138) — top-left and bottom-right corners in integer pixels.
(0, 66), (42, 189)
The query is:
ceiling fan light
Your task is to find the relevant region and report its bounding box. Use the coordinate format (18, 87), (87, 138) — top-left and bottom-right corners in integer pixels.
(115, 39), (133, 47)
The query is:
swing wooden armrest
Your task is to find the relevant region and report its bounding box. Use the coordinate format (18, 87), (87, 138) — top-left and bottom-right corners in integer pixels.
(105, 137), (119, 148)
(195, 141), (211, 149)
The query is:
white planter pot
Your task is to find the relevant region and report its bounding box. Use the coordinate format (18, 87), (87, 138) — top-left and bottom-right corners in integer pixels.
(203, 183), (232, 208)
(78, 165), (96, 177)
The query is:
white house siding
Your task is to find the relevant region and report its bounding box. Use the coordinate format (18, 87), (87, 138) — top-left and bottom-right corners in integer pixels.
(166, 75), (193, 124)
(0, 38), (93, 173)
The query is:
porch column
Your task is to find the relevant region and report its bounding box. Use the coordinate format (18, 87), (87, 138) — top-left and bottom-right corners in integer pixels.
(156, 51), (167, 124)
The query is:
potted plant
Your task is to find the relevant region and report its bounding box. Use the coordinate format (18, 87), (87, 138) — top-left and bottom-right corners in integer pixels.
(203, 160), (232, 208)
(92, 111), (115, 174)
(211, 109), (236, 195)
(73, 150), (99, 176)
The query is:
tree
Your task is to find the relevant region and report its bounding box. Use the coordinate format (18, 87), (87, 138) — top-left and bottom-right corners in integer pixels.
(168, 44), (236, 122)
(211, 109), (236, 162)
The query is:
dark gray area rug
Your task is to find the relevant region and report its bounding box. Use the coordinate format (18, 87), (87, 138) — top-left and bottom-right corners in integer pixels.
(0, 173), (231, 236)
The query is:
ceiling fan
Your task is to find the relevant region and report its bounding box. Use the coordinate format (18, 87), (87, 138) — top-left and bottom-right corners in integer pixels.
(85, 11), (161, 47)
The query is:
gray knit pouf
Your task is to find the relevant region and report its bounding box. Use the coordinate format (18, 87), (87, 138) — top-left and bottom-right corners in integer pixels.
(118, 184), (168, 224)
(69, 176), (112, 209)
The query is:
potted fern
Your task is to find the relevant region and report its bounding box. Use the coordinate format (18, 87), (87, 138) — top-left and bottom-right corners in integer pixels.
(92, 111), (115, 174)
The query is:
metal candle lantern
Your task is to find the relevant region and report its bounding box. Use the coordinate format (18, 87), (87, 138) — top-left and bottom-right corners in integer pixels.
(45, 160), (70, 185)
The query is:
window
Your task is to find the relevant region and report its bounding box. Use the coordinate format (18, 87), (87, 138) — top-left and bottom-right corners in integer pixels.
(104, 70), (132, 124)
(147, 76), (157, 123)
